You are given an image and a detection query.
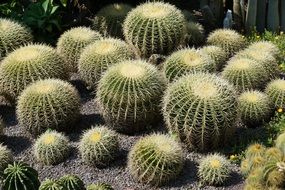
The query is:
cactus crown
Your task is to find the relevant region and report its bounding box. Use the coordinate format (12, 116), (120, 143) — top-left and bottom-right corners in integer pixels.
(62, 27), (99, 42)
(248, 41), (280, 58)
(245, 143), (266, 159)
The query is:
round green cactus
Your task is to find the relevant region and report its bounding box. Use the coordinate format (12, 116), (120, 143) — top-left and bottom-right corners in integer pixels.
(233, 49), (280, 79)
(78, 38), (135, 89)
(93, 3), (132, 38)
(266, 79), (285, 109)
(57, 27), (102, 72)
(247, 41), (280, 59)
(16, 79), (80, 136)
(0, 44), (68, 100)
(79, 126), (119, 166)
(222, 58), (269, 92)
(123, 2), (187, 58)
(3, 161), (40, 190)
(243, 183), (264, 190)
(96, 60), (166, 134)
(206, 29), (246, 58)
(34, 130), (70, 165)
(39, 179), (67, 190)
(0, 144), (13, 177)
(275, 132), (285, 155)
(237, 90), (274, 126)
(128, 134), (184, 186)
(86, 183), (113, 190)
(245, 143), (266, 159)
(185, 21), (205, 46)
(162, 48), (215, 83)
(58, 174), (85, 190)
(198, 153), (231, 186)
(0, 18), (33, 59)
(199, 45), (228, 71)
(163, 72), (237, 151)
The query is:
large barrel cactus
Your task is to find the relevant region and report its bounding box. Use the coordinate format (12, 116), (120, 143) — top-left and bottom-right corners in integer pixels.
(96, 60), (166, 134)
(0, 44), (68, 101)
(17, 79), (80, 136)
(78, 38), (135, 89)
(123, 2), (187, 58)
(0, 18), (33, 59)
(163, 73), (237, 151)
(247, 41), (280, 59)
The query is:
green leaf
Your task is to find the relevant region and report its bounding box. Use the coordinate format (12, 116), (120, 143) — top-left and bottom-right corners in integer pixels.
(60, 0), (68, 7)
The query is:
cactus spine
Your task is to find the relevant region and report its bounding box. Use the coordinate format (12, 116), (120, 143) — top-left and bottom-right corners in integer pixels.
(245, 0), (257, 33)
(267, 0), (280, 33)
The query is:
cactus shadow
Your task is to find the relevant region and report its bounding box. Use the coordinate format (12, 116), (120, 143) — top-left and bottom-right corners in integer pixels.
(69, 78), (95, 102)
(79, 113), (104, 129)
(4, 135), (32, 155)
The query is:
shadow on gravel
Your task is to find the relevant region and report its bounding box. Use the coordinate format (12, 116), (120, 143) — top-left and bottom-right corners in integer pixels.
(0, 104), (17, 126)
(4, 135), (32, 155)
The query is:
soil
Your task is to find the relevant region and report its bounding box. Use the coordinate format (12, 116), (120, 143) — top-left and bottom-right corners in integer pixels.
(0, 74), (245, 190)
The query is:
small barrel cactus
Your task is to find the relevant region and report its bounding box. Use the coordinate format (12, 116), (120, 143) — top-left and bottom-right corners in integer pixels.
(3, 162), (40, 190)
(185, 21), (205, 46)
(79, 126), (119, 167)
(198, 153), (231, 186)
(0, 44), (68, 100)
(266, 79), (285, 109)
(58, 174), (85, 190)
(78, 38), (135, 89)
(0, 18), (33, 59)
(265, 168), (285, 187)
(34, 130), (70, 165)
(39, 179), (67, 190)
(199, 45), (228, 71)
(237, 90), (274, 127)
(87, 183), (113, 190)
(96, 60), (166, 134)
(17, 79), (80, 136)
(162, 48), (215, 83)
(265, 147), (284, 161)
(275, 132), (285, 155)
(56, 27), (102, 72)
(93, 3), (132, 38)
(128, 134), (184, 186)
(247, 41), (280, 59)
(123, 2), (187, 58)
(163, 72), (237, 151)
(0, 144), (13, 177)
(245, 143), (266, 159)
(206, 29), (246, 58)
(222, 58), (269, 92)
(245, 168), (264, 186)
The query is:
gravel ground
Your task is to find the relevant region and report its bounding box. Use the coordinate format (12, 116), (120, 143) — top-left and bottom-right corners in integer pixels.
(0, 75), (245, 190)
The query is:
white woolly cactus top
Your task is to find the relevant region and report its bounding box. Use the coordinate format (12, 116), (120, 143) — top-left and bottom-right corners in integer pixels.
(247, 41), (280, 57)
(207, 29), (245, 43)
(36, 131), (63, 146)
(59, 27), (100, 42)
(225, 58), (257, 71)
(267, 79), (285, 91)
(239, 90), (267, 104)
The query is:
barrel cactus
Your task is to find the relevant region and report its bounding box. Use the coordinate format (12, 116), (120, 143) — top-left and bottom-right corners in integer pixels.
(79, 126), (119, 167)
(78, 38), (135, 89)
(185, 21), (205, 46)
(123, 2), (187, 58)
(245, 143), (266, 159)
(199, 45), (228, 71)
(58, 174), (85, 190)
(0, 144), (13, 177)
(57, 27), (102, 72)
(87, 183), (113, 190)
(162, 48), (215, 83)
(206, 29), (246, 58)
(266, 79), (285, 109)
(247, 41), (280, 59)
(163, 72), (237, 151)
(222, 58), (269, 92)
(39, 179), (67, 190)
(237, 90), (274, 127)
(0, 44), (68, 100)
(0, 18), (33, 59)
(265, 147), (284, 161)
(198, 153), (231, 186)
(93, 3), (132, 38)
(96, 60), (166, 134)
(34, 130), (70, 165)
(275, 132), (285, 155)
(17, 79), (80, 136)
(128, 134), (184, 186)
(3, 162), (40, 190)
(245, 168), (264, 186)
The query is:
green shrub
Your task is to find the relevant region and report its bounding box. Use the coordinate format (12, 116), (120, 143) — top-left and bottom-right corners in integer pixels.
(163, 72), (237, 151)
(237, 90), (274, 126)
(0, 144), (13, 177)
(39, 179), (67, 190)
(0, 18), (33, 59)
(198, 153), (231, 186)
(206, 29), (246, 58)
(86, 183), (113, 190)
(56, 27), (102, 72)
(96, 60), (166, 134)
(17, 79), (80, 136)
(3, 162), (40, 190)
(34, 130), (70, 165)
(162, 48), (215, 83)
(78, 38), (135, 89)
(93, 3), (132, 38)
(222, 58), (269, 92)
(266, 79), (285, 109)
(58, 174), (85, 190)
(128, 134), (184, 186)
(123, 2), (186, 58)
(0, 44), (68, 100)
(79, 126), (119, 167)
